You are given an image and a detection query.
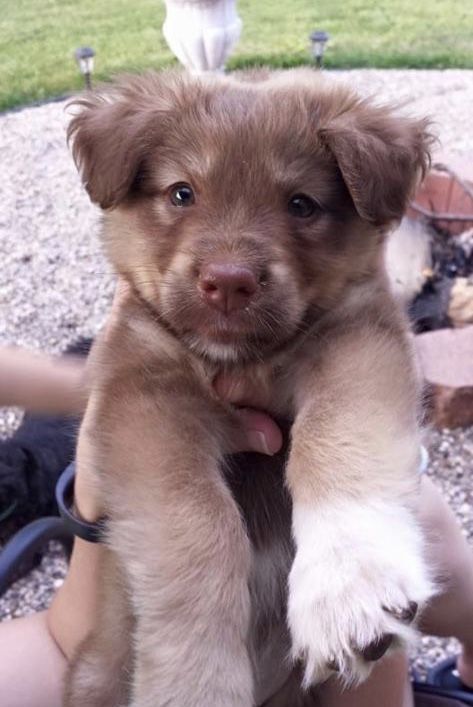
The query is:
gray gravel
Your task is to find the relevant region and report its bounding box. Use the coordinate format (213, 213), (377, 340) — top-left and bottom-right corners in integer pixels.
(0, 542), (66, 621)
(1, 69), (473, 680)
(333, 69), (473, 158)
(416, 426), (473, 678)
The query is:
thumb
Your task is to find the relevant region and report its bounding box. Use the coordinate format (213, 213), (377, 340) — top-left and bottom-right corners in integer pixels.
(230, 408), (283, 455)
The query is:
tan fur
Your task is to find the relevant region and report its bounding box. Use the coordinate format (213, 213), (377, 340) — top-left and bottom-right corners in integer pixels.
(65, 69), (432, 706)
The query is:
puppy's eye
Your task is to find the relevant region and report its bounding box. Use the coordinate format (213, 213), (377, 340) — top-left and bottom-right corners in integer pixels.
(169, 183), (195, 207)
(288, 194), (318, 219)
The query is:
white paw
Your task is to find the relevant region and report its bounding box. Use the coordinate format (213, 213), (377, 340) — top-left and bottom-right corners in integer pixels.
(288, 499), (435, 687)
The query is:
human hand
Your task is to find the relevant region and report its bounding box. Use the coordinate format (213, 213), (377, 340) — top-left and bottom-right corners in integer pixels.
(213, 373), (283, 456)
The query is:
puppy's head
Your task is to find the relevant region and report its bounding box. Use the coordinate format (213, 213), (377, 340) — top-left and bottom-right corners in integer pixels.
(69, 70), (431, 364)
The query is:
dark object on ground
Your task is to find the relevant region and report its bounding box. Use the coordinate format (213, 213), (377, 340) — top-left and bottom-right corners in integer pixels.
(431, 230), (473, 282)
(409, 226), (473, 333)
(423, 656), (473, 704)
(0, 516), (72, 594)
(0, 338), (92, 531)
(415, 694), (470, 706)
(410, 278), (453, 332)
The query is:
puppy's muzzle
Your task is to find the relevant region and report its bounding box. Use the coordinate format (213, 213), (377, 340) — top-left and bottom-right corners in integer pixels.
(198, 263), (258, 315)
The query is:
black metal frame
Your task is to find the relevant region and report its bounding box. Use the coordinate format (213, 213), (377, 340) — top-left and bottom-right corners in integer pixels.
(0, 516), (73, 595)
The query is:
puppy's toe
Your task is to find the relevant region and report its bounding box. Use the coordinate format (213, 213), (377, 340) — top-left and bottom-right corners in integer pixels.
(384, 601), (418, 624)
(358, 633), (394, 662)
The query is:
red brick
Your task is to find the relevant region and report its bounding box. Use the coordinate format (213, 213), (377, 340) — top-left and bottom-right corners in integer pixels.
(407, 155), (473, 236)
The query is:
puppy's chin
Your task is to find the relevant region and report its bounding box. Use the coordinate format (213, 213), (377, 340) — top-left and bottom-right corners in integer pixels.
(157, 287), (306, 365)
(182, 329), (287, 366)
(187, 336), (245, 365)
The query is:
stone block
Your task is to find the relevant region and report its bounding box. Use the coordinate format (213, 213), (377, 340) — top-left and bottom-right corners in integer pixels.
(415, 326), (473, 428)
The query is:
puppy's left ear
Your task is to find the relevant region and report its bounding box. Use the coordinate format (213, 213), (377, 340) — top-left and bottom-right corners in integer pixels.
(67, 73), (182, 209)
(320, 101), (433, 226)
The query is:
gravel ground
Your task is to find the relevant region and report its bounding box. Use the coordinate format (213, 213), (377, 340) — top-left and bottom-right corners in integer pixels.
(1, 69), (473, 680)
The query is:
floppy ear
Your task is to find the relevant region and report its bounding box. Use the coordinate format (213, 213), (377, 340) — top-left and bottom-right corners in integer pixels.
(67, 74), (178, 209)
(320, 101), (433, 226)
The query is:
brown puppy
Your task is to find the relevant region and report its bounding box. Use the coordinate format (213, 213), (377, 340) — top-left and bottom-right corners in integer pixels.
(65, 69), (434, 707)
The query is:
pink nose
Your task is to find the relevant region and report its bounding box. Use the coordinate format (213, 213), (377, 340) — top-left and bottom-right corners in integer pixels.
(199, 264), (258, 314)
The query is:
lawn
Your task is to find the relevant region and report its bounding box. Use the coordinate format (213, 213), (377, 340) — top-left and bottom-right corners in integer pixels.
(1, 0), (472, 111)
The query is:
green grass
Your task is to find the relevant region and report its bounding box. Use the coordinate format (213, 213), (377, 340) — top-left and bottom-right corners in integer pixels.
(1, 0), (472, 111)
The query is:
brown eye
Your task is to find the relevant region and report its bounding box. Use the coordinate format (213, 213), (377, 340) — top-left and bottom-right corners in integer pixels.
(288, 194), (318, 218)
(169, 183), (195, 207)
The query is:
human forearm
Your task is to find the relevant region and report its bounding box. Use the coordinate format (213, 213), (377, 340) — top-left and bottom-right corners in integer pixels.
(0, 612), (66, 707)
(47, 537), (104, 662)
(47, 429), (105, 662)
(0, 347), (87, 414)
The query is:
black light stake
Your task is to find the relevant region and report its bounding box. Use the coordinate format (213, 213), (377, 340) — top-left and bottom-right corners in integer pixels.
(74, 46), (96, 89)
(309, 30), (330, 68)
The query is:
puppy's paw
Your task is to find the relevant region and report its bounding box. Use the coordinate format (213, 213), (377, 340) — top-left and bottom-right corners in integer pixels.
(288, 499), (434, 687)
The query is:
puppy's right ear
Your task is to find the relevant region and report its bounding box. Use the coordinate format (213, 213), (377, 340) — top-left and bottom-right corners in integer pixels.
(67, 74), (175, 209)
(319, 97), (433, 227)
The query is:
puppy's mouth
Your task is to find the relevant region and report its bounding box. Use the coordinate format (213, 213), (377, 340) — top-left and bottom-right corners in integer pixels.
(197, 310), (255, 342)
(157, 276), (305, 364)
(179, 307), (301, 364)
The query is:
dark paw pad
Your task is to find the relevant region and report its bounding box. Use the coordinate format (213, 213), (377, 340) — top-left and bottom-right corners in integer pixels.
(359, 634), (394, 662)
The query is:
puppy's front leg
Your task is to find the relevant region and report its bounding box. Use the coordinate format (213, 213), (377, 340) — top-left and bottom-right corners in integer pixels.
(286, 327), (434, 687)
(97, 383), (254, 707)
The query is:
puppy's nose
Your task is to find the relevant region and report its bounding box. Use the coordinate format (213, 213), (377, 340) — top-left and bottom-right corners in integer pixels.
(199, 264), (258, 314)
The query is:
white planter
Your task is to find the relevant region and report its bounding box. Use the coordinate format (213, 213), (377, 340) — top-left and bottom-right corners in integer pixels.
(163, 0), (242, 72)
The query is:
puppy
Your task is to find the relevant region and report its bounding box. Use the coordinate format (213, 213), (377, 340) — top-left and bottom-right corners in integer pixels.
(65, 69), (434, 706)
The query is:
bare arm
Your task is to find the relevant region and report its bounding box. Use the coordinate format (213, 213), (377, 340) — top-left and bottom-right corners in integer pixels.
(0, 347), (87, 414)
